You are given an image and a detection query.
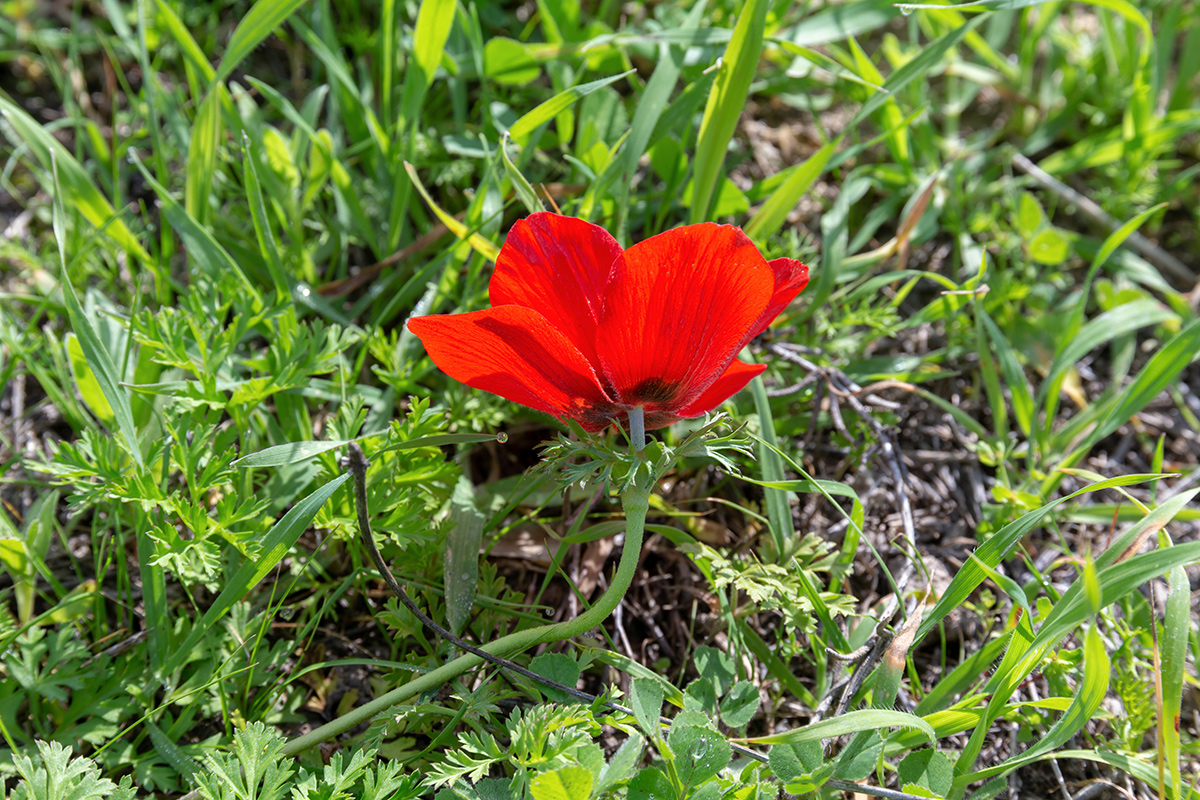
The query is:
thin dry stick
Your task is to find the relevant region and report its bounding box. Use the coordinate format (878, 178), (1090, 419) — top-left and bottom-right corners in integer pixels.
(1012, 152), (1192, 281)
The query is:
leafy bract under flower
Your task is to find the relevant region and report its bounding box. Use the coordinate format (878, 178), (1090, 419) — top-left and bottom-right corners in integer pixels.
(408, 213), (809, 432)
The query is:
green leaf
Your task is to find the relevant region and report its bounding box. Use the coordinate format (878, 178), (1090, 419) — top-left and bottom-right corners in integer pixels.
(668, 718), (732, 788)
(719, 681), (760, 728)
(483, 37), (541, 84)
(769, 741), (824, 782)
(215, 0), (310, 83)
(530, 766), (594, 800)
(1028, 228), (1070, 265)
(529, 653), (582, 703)
(164, 473), (350, 675)
(630, 678), (664, 741)
(595, 733), (644, 795)
(898, 750), (953, 798)
(65, 333), (114, 427)
(691, 0), (769, 222)
(693, 645), (736, 694)
(399, 0), (456, 127)
(1016, 192), (1045, 239)
(508, 70), (635, 145)
(832, 730), (882, 781)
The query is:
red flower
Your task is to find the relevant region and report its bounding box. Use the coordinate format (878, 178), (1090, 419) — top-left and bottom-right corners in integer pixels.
(407, 213), (809, 432)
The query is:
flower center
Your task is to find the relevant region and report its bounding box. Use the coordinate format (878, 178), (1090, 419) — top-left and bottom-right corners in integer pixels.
(630, 376), (679, 406)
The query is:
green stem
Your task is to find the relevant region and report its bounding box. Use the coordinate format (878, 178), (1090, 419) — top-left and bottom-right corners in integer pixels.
(281, 479), (652, 757)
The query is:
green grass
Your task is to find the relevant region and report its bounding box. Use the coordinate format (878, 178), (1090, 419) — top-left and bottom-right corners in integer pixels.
(1, 0), (1198, 798)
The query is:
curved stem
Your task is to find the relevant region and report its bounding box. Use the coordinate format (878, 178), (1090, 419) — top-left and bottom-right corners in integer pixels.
(282, 479), (652, 757)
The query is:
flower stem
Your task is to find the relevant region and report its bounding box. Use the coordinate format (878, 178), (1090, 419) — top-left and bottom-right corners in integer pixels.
(281, 474), (653, 758)
(628, 405), (646, 453)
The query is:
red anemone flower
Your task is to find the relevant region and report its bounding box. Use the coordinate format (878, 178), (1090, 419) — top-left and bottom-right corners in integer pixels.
(407, 213), (809, 433)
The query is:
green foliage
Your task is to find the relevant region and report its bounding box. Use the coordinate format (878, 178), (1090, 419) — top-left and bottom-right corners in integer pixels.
(1, 0), (1198, 796)
(9, 741), (137, 800)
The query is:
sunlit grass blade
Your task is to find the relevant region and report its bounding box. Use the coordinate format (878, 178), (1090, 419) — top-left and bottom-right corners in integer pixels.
(914, 474), (1168, 642)
(748, 376), (793, 560)
(152, 0), (216, 84)
(240, 131), (290, 299)
(958, 625), (1110, 786)
(1056, 318), (1200, 474)
(499, 133), (543, 214)
(741, 709), (935, 745)
(1161, 566), (1188, 800)
(399, 0), (456, 128)
(0, 96), (149, 262)
(745, 140), (836, 242)
(185, 84), (226, 225)
(691, 0), (769, 222)
(507, 70), (635, 146)
(404, 162), (501, 261)
(164, 473), (351, 675)
(214, 0), (310, 83)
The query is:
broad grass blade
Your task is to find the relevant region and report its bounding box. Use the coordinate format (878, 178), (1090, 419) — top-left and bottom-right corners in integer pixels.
(186, 85), (226, 225)
(691, 0), (769, 222)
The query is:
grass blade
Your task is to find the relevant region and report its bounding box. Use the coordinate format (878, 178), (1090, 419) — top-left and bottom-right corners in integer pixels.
(915, 473), (1167, 642)
(164, 473), (351, 675)
(745, 140), (836, 241)
(507, 70), (635, 145)
(691, 0), (769, 222)
(185, 84), (226, 225)
(214, 0), (310, 83)
(960, 625), (1110, 784)
(445, 477), (484, 635)
(1161, 566), (1188, 800)
(404, 161), (501, 261)
(49, 161), (144, 468)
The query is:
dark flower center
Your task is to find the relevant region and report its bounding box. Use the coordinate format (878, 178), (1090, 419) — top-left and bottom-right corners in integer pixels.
(630, 376), (680, 406)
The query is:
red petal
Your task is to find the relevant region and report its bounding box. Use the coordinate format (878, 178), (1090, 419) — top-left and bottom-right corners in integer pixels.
(407, 307), (617, 424)
(747, 258), (810, 340)
(595, 223), (773, 412)
(678, 359), (766, 418)
(489, 212), (624, 367)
